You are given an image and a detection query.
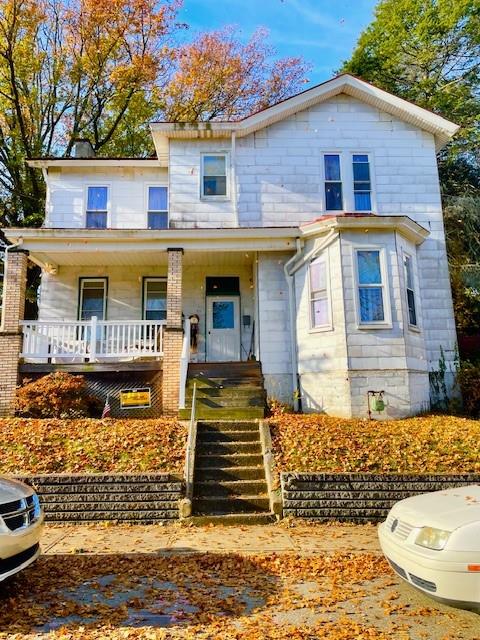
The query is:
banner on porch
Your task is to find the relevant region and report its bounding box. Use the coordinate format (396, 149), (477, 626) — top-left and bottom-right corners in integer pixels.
(119, 387), (152, 409)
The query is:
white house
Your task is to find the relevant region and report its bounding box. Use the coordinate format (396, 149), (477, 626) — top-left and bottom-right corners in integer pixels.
(0, 74), (459, 419)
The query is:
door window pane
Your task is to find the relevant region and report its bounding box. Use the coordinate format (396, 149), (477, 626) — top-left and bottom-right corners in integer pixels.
(144, 279), (167, 321)
(212, 301), (234, 329)
(80, 280), (106, 320)
(202, 155), (227, 197)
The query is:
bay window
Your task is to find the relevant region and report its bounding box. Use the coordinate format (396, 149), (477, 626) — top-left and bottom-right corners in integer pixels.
(403, 254), (418, 327)
(309, 254), (330, 329)
(355, 249), (390, 325)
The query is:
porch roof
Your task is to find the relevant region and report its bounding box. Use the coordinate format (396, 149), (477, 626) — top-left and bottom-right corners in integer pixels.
(3, 215), (428, 269)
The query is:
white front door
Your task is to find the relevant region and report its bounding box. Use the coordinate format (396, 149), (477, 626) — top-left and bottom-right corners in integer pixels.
(206, 296), (241, 362)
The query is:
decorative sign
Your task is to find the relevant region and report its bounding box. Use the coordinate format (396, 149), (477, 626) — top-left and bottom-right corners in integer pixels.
(120, 387), (151, 409)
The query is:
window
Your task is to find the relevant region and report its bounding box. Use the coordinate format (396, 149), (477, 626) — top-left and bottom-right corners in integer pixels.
(309, 255), (330, 328)
(148, 186), (168, 229)
(352, 154), (372, 211)
(202, 154), (227, 197)
(403, 254), (417, 326)
(79, 279), (107, 321)
(86, 186), (108, 229)
(143, 278), (167, 321)
(324, 154), (343, 211)
(356, 250), (388, 324)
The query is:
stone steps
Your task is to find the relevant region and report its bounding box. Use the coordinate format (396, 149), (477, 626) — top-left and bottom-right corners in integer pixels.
(192, 420), (273, 523)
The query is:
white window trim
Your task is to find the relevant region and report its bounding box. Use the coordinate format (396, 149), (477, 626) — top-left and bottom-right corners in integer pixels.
(322, 152), (344, 213)
(200, 152), (230, 200)
(402, 250), (421, 332)
(84, 184), (111, 229)
(143, 276), (167, 321)
(78, 277), (107, 321)
(145, 183), (169, 229)
(308, 248), (333, 333)
(352, 246), (392, 329)
(350, 152), (376, 213)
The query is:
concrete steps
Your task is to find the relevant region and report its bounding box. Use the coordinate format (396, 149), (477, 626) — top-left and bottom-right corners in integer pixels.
(181, 361), (267, 420)
(192, 420), (273, 523)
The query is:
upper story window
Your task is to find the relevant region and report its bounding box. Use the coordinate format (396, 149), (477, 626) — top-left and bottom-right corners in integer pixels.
(148, 186), (168, 229)
(86, 186), (108, 229)
(355, 249), (390, 326)
(352, 154), (372, 211)
(201, 154), (228, 198)
(143, 278), (167, 321)
(324, 154), (343, 211)
(403, 253), (418, 327)
(309, 253), (330, 329)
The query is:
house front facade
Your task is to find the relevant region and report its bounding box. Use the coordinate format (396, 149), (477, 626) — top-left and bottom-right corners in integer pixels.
(0, 74), (459, 418)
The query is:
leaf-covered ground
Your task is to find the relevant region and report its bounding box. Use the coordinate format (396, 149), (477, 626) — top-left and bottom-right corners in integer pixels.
(0, 418), (187, 474)
(269, 414), (480, 477)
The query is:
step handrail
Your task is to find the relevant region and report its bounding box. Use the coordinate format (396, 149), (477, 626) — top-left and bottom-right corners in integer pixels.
(184, 380), (197, 502)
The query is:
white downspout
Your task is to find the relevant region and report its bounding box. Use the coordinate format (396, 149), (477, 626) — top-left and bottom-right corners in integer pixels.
(284, 238), (303, 411)
(1, 237), (24, 330)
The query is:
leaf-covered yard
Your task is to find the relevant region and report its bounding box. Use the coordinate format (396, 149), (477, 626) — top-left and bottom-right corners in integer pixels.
(269, 414), (480, 476)
(0, 418), (187, 475)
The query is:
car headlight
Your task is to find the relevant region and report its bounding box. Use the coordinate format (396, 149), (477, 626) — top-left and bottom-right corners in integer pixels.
(415, 527), (451, 550)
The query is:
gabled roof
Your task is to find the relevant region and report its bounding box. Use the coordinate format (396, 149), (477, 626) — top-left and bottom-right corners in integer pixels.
(150, 73), (459, 151)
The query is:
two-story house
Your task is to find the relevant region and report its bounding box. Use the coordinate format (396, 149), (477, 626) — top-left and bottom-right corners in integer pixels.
(0, 74), (459, 419)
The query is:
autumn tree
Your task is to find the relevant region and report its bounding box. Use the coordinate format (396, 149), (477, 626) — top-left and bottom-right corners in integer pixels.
(342, 0), (480, 335)
(164, 27), (310, 121)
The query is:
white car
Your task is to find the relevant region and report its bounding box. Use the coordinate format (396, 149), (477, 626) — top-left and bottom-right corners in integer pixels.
(0, 478), (44, 582)
(378, 485), (480, 610)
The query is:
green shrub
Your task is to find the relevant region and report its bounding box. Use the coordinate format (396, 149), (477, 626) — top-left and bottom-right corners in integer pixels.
(15, 372), (100, 418)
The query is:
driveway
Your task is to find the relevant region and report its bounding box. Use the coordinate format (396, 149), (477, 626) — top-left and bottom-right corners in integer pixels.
(1, 521), (478, 639)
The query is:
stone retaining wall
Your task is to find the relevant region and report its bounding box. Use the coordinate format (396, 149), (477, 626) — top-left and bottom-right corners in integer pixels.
(281, 473), (480, 523)
(16, 473), (183, 523)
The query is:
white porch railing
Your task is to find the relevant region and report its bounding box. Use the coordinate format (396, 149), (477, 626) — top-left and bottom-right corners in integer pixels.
(20, 318), (166, 362)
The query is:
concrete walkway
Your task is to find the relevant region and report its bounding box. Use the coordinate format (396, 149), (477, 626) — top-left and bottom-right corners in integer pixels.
(42, 521), (380, 556)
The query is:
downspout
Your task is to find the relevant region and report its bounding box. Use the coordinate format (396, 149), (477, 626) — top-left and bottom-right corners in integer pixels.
(284, 238), (303, 411)
(231, 132), (239, 227)
(1, 237), (24, 330)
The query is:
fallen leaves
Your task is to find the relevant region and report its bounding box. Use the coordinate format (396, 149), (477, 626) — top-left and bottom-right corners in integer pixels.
(0, 418), (187, 474)
(269, 414), (480, 480)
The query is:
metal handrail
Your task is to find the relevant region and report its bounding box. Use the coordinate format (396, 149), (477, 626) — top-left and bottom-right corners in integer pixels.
(184, 380), (197, 502)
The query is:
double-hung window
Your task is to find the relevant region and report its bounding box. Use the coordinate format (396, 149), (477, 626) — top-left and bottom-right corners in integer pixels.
(147, 186), (168, 229)
(356, 249), (388, 324)
(324, 154), (343, 211)
(352, 154), (372, 211)
(143, 278), (167, 321)
(309, 254), (330, 329)
(86, 186), (108, 229)
(403, 254), (417, 327)
(202, 154), (228, 197)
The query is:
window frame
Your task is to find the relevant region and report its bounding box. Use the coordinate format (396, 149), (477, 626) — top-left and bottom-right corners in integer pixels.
(322, 152), (344, 212)
(142, 276), (167, 322)
(352, 153), (373, 212)
(353, 246), (392, 329)
(84, 184), (110, 229)
(78, 277), (108, 321)
(403, 251), (419, 330)
(145, 183), (169, 230)
(308, 250), (333, 332)
(200, 152), (230, 200)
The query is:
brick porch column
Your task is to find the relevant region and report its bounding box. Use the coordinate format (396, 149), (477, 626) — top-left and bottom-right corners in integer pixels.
(162, 248), (183, 416)
(0, 249), (29, 416)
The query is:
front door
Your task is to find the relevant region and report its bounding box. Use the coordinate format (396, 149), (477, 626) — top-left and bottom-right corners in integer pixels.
(206, 296), (241, 361)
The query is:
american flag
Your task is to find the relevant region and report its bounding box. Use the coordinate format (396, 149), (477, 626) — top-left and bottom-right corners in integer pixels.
(101, 395), (111, 418)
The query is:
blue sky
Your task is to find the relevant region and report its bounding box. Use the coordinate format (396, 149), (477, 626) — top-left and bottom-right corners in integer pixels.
(178, 0), (378, 85)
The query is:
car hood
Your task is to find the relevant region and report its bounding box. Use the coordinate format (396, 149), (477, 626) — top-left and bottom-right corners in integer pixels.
(0, 477), (34, 503)
(391, 484), (480, 531)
